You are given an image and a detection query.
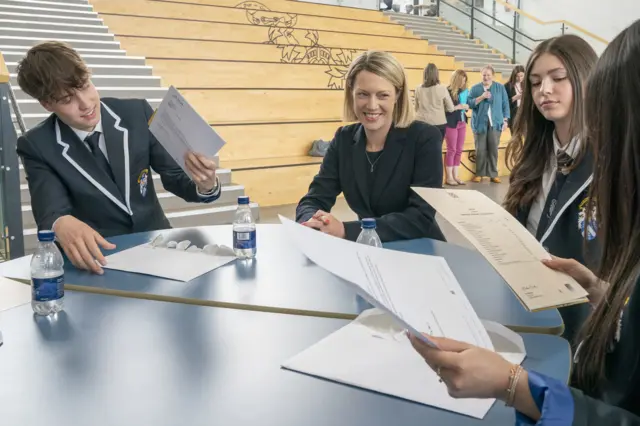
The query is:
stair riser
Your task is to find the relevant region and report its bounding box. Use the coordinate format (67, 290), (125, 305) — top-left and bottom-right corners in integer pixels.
(0, 19), (106, 33)
(0, 36), (119, 50)
(0, 5), (97, 20)
(431, 41), (490, 51)
(396, 20), (446, 28)
(411, 31), (471, 42)
(2, 51), (134, 63)
(421, 37), (481, 48)
(5, 0), (93, 12)
(462, 61), (513, 68)
(455, 52), (509, 61)
(0, 13), (101, 27)
(0, 27), (114, 41)
(7, 63), (154, 76)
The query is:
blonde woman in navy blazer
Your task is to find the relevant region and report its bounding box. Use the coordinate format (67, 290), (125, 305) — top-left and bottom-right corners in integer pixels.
(296, 51), (445, 243)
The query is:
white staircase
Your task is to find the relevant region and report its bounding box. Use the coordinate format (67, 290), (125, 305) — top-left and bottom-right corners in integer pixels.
(1, 0), (258, 252)
(385, 12), (517, 75)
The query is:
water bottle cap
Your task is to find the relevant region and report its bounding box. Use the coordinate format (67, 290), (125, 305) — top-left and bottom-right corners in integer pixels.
(238, 196), (250, 205)
(361, 218), (376, 229)
(37, 230), (55, 242)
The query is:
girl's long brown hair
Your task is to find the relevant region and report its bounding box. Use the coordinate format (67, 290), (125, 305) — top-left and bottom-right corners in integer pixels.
(448, 69), (468, 102)
(507, 65), (525, 87)
(503, 35), (597, 215)
(575, 19), (640, 395)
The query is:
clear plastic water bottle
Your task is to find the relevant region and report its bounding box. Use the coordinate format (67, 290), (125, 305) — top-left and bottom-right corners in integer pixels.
(233, 195), (257, 259)
(356, 218), (382, 247)
(30, 230), (64, 316)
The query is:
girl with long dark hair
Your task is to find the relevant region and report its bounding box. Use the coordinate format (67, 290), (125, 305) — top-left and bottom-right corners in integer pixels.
(409, 21), (640, 424)
(503, 35), (599, 344)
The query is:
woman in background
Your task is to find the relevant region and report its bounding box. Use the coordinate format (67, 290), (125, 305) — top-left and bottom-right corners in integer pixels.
(504, 65), (525, 131)
(296, 51), (445, 243)
(468, 65), (510, 183)
(443, 70), (470, 186)
(408, 20), (640, 424)
(503, 34), (599, 345)
(414, 63), (457, 140)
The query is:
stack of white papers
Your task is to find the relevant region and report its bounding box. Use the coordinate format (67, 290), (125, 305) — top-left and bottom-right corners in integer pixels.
(283, 309), (525, 419)
(278, 217), (526, 419)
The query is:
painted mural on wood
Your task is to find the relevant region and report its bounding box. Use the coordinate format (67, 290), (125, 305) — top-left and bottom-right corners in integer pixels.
(235, 1), (356, 89)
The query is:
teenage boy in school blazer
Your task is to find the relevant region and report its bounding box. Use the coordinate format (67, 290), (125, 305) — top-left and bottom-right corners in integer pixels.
(16, 41), (221, 274)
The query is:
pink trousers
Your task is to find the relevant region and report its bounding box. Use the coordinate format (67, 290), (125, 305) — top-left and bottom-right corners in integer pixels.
(444, 121), (467, 167)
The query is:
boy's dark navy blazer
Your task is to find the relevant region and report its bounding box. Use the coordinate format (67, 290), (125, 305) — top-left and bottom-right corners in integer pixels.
(17, 97), (220, 237)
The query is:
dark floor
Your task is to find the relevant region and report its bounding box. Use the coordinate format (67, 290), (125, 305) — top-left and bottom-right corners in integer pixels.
(259, 180), (510, 250)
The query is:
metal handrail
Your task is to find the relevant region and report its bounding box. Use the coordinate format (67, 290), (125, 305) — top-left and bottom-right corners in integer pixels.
(494, 0), (608, 45)
(8, 83), (26, 136)
(435, 0), (534, 62)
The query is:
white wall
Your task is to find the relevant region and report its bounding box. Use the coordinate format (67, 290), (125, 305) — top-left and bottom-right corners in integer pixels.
(518, 0), (639, 53)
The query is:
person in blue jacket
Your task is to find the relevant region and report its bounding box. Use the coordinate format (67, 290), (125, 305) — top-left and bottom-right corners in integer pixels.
(468, 65), (510, 183)
(407, 20), (640, 425)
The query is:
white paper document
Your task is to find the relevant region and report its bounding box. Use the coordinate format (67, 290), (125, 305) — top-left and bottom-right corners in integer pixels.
(0, 254), (32, 282)
(279, 216), (493, 350)
(412, 188), (589, 311)
(102, 234), (237, 281)
(282, 309), (526, 419)
(149, 86), (226, 179)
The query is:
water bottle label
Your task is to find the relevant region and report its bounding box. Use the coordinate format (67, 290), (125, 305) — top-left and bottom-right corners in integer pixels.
(32, 276), (64, 302)
(233, 230), (256, 250)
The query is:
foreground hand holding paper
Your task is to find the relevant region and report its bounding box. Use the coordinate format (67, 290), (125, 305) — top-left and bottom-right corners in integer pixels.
(412, 187), (589, 311)
(279, 215), (493, 350)
(283, 308), (526, 419)
(102, 234), (237, 281)
(149, 86), (226, 180)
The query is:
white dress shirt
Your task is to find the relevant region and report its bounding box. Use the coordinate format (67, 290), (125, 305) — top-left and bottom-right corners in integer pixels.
(526, 133), (581, 235)
(72, 120), (108, 161)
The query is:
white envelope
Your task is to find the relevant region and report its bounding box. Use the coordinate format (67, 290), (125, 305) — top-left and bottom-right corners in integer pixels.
(282, 308), (525, 419)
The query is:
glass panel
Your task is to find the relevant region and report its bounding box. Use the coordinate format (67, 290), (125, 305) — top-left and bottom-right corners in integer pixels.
(439, 1), (472, 34)
(472, 19), (516, 60)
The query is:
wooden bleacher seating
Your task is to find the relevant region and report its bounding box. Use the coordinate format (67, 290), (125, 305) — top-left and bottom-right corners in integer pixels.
(90, 0), (510, 206)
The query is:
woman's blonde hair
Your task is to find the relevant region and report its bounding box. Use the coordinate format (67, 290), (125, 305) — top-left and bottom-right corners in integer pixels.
(343, 50), (414, 128)
(448, 69), (468, 102)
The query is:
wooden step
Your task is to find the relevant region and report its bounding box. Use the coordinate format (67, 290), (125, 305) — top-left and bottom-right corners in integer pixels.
(181, 89), (503, 124)
(91, 0), (410, 37)
(214, 119), (509, 163)
(100, 14), (438, 54)
(147, 58), (474, 89)
(150, 0), (387, 21)
(118, 35), (454, 68)
(227, 144), (512, 207)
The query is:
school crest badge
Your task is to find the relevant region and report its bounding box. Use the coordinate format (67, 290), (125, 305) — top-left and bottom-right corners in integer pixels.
(577, 196), (597, 240)
(138, 168), (149, 197)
